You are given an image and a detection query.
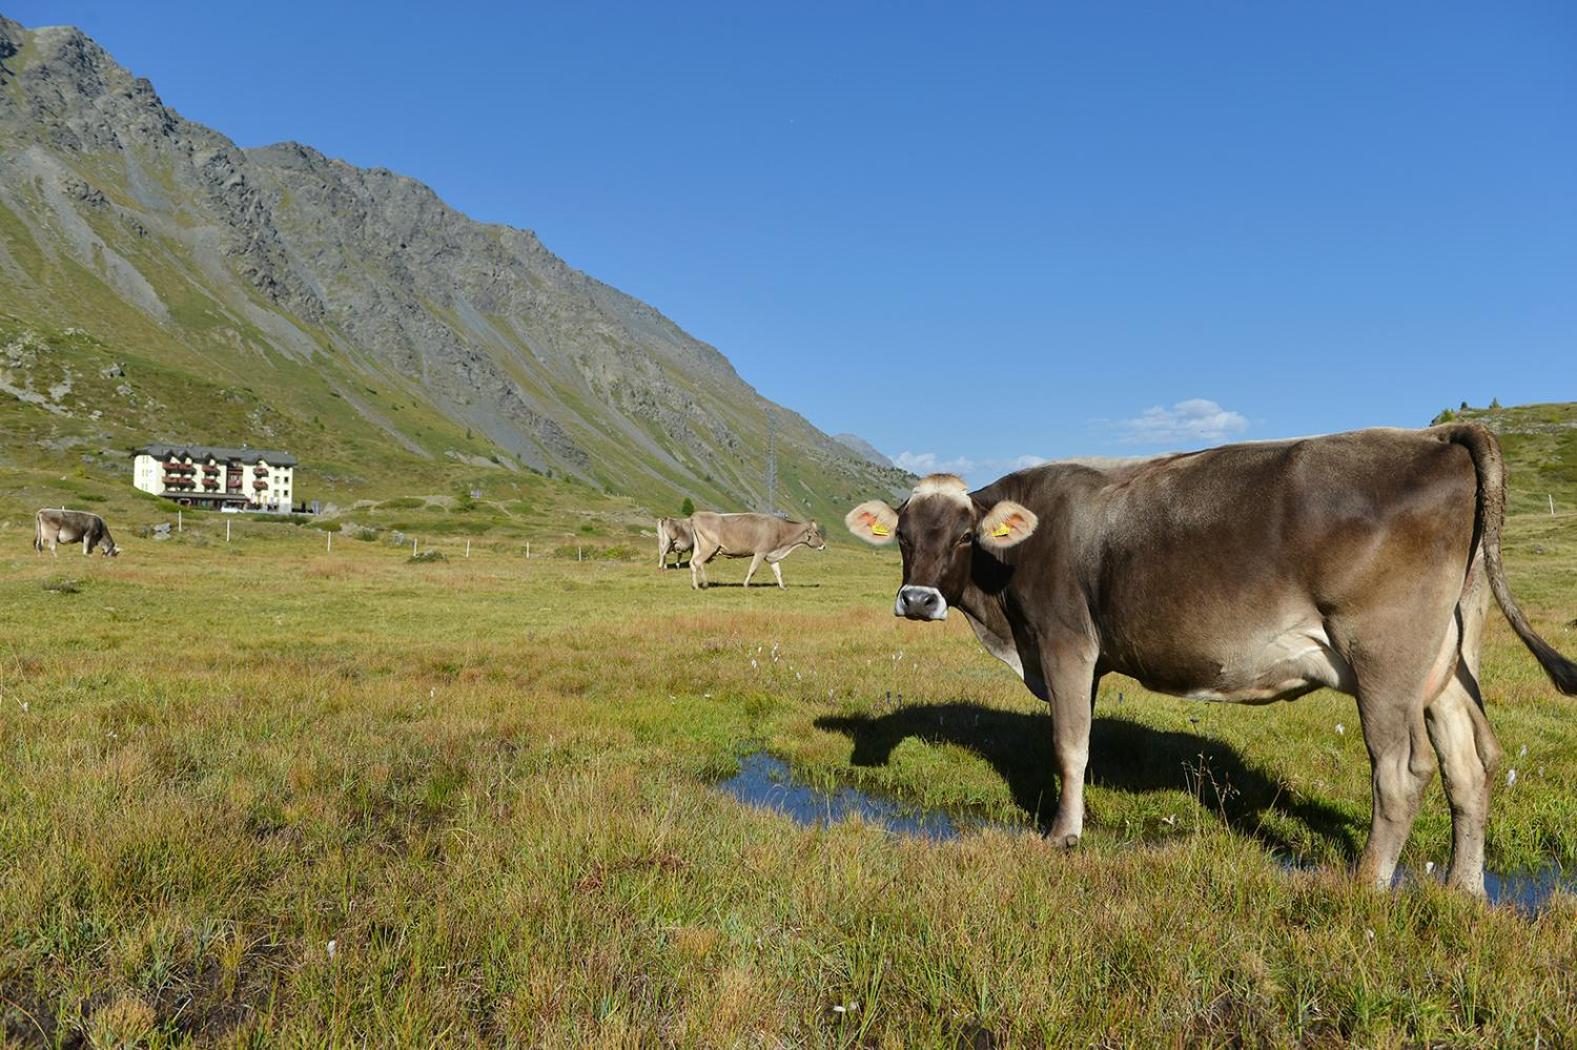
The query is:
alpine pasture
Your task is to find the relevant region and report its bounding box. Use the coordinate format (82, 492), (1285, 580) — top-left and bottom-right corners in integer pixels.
(0, 465), (1573, 1046)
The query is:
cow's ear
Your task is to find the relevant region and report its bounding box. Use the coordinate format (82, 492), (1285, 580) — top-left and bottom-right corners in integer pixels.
(845, 500), (899, 545)
(977, 500), (1038, 550)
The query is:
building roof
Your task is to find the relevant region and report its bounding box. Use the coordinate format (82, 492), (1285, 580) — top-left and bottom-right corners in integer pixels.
(134, 442), (298, 467)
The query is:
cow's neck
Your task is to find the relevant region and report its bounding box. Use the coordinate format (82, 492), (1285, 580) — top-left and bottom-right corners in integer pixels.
(954, 578), (1051, 702)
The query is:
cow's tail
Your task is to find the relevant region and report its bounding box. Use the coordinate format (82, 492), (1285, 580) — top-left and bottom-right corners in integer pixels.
(33, 511), (43, 553)
(1444, 422), (1577, 695)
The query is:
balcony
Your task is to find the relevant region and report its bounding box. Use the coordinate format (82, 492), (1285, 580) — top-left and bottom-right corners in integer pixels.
(253, 479), (269, 491)
(253, 466), (270, 478)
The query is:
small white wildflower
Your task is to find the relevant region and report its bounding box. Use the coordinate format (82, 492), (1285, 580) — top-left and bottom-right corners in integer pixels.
(1335, 723), (1345, 736)
(1424, 861), (1436, 875)
(1506, 769), (1517, 787)
(1364, 928), (1375, 943)
(326, 939), (337, 960)
(429, 688), (435, 700)
(19, 701), (28, 713)
(1519, 744), (1528, 758)
(1161, 815), (1178, 827)
(750, 659), (758, 670)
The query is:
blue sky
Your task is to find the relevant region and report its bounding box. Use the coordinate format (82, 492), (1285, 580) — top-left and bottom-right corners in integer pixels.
(13, 2), (1575, 483)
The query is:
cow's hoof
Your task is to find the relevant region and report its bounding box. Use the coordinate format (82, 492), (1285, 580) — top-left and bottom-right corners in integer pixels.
(1048, 831), (1080, 849)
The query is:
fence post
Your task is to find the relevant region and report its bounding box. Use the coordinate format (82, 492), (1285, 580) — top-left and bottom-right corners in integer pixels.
(1551, 494), (1557, 517)
(465, 539), (471, 559)
(526, 541), (531, 560)
(327, 530), (333, 552)
(178, 510), (182, 533)
(577, 545), (582, 562)
(226, 519), (231, 543)
(413, 536), (419, 557)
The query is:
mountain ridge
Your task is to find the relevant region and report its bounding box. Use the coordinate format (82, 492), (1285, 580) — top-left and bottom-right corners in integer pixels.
(0, 16), (909, 518)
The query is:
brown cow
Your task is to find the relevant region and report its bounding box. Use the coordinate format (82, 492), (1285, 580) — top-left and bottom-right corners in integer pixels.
(846, 424), (1576, 895)
(689, 512), (826, 589)
(35, 508), (119, 557)
(657, 516), (695, 569)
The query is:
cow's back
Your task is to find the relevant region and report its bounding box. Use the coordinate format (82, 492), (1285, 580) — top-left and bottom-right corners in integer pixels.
(692, 512), (774, 553)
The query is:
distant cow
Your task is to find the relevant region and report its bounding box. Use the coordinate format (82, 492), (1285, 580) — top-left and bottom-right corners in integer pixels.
(34, 508), (119, 557)
(689, 512), (826, 589)
(847, 425), (1577, 896)
(657, 516), (695, 569)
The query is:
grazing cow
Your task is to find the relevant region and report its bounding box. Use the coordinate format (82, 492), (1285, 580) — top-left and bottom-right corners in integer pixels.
(846, 425), (1577, 895)
(35, 508), (120, 557)
(657, 516), (695, 569)
(689, 512), (826, 589)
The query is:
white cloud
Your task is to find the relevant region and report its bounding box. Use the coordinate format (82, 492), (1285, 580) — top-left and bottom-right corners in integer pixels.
(890, 450), (1049, 487)
(892, 450), (972, 475)
(1113, 399), (1248, 446)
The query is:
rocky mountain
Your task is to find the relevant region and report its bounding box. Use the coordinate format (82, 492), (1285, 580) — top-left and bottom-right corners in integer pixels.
(0, 17), (909, 517)
(833, 433), (894, 468)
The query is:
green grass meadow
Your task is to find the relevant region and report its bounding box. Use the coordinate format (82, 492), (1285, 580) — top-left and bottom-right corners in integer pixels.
(0, 501), (1575, 1046)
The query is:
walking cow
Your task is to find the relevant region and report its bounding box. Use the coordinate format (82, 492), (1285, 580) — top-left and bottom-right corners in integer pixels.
(689, 512), (825, 589)
(846, 424), (1577, 895)
(35, 508), (120, 557)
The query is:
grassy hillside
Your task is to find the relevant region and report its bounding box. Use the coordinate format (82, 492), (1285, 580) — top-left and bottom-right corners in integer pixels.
(1432, 401), (1577, 515)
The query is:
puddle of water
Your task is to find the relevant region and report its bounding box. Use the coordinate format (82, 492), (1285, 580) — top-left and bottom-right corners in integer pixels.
(1274, 856), (1575, 914)
(1480, 867), (1573, 914)
(719, 752), (1575, 913)
(716, 752), (968, 841)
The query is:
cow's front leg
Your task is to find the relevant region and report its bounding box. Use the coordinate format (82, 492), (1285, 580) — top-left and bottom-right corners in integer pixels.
(770, 561), (784, 589)
(743, 552), (765, 588)
(1040, 649), (1100, 848)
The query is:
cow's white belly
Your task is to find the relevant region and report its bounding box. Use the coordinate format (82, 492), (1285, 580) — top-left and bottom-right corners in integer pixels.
(1178, 621), (1354, 704)
(961, 610), (1354, 706)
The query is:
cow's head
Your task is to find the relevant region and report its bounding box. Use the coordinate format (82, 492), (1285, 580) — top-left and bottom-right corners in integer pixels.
(845, 474), (1036, 620)
(100, 533), (120, 557)
(805, 521), (827, 550)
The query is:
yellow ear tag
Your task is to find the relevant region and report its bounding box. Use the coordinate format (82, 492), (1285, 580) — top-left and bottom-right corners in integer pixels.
(990, 522), (1013, 538)
(870, 521), (890, 537)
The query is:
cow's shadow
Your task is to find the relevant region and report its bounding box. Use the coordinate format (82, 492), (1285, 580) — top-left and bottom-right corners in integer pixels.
(694, 582), (822, 589)
(814, 703), (1359, 861)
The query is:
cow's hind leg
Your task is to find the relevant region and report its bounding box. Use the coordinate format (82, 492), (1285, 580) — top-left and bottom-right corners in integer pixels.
(1349, 615), (1463, 889)
(1354, 697), (1436, 889)
(770, 561), (784, 589)
(1425, 669), (1500, 896)
(1424, 558), (1501, 896)
(743, 552), (765, 588)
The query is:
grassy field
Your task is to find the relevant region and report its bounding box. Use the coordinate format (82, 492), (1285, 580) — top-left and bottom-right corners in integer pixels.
(0, 502), (1574, 1047)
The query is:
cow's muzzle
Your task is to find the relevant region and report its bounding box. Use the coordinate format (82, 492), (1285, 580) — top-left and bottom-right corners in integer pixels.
(895, 585), (947, 621)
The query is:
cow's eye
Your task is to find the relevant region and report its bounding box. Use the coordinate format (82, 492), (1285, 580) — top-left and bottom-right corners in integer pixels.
(956, 531), (973, 546)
